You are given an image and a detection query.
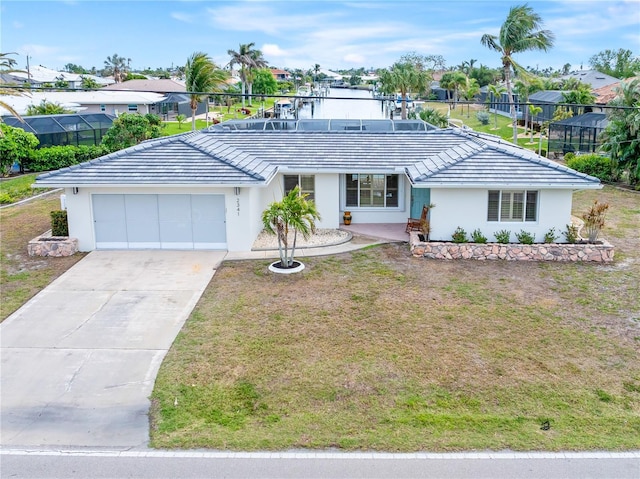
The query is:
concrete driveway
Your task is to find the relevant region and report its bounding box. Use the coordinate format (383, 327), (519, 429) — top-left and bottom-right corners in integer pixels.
(1, 250), (225, 449)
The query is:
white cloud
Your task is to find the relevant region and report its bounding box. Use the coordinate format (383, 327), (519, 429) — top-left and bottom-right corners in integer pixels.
(262, 44), (287, 57)
(343, 53), (366, 64)
(171, 12), (194, 23)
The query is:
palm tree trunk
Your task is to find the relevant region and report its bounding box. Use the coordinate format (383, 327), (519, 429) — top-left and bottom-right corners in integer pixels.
(191, 107), (196, 131)
(248, 83), (253, 106)
(504, 66), (518, 144)
(401, 94), (407, 120)
(241, 82), (246, 108)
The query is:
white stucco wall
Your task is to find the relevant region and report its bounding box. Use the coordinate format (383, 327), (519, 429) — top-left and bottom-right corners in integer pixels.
(65, 186), (255, 252)
(429, 188), (574, 243)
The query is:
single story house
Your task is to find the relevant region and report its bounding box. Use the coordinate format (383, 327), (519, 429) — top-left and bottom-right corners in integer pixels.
(0, 64), (114, 89)
(34, 119), (601, 252)
(560, 70), (620, 90)
(0, 91), (166, 117)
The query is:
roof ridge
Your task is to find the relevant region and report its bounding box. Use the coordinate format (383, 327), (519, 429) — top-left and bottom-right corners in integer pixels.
(181, 134), (265, 181)
(413, 134), (487, 181)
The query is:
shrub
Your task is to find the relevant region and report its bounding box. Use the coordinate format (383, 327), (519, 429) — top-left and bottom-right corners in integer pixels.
(471, 229), (487, 243)
(50, 210), (69, 236)
(515, 230), (535, 244)
(566, 153), (613, 182)
(29, 146), (77, 171)
(27, 145), (106, 172)
(564, 224), (579, 244)
(451, 226), (468, 243)
(543, 227), (559, 243)
(581, 200), (609, 242)
(540, 149), (547, 157)
(564, 152), (576, 162)
(494, 229), (511, 244)
(476, 111), (490, 125)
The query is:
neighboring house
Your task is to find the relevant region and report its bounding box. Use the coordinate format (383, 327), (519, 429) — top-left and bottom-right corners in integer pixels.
(270, 69), (291, 81)
(547, 113), (608, 156)
(528, 90), (570, 122)
(0, 64), (113, 88)
(561, 70), (620, 90)
(3, 113), (115, 148)
(0, 91), (166, 117)
(34, 119), (601, 253)
(102, 79), (202, 119)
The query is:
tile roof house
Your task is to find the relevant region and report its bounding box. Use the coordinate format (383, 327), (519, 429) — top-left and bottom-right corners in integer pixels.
(35, 119), (601, 252)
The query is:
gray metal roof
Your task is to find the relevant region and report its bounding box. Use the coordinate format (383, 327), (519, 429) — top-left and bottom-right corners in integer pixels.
(35, 120), (601, 189)
(528, 90), (568, 103)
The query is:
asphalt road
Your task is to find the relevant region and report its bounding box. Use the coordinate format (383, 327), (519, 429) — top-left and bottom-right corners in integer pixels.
(2, 450), (639, 479)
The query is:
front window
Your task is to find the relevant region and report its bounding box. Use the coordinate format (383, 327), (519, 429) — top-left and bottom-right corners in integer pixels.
(346, 174), (399, 208)
(488, 190), (538, 222)
(127, 104), (138, 112)
(284, 174), (315, 201)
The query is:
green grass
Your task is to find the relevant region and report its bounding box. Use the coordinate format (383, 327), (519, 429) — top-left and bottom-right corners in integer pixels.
(0, 195), (85, 320)
(424, 102), (548, 153)
(0, 174), (52, 204)
(150, 186), (640, 451)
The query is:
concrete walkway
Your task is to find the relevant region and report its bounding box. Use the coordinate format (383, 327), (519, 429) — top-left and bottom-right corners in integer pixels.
(0, 250), (225, 448)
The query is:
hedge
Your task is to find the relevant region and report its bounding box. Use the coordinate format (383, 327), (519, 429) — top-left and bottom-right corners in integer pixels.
(566, 153), (613, 182)
(27, 145), (107, 172)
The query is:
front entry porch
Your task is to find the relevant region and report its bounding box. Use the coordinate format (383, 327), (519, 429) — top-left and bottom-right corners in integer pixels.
(339, 223), (409, 242)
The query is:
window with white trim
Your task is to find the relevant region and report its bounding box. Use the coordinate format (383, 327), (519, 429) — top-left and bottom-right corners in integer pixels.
(284, 174), (315, 200)
(345, 174), (399, 208)
(488, 190), (538, 222)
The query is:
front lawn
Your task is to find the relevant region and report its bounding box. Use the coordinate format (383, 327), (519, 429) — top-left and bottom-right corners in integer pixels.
(0, 173), (52, 204)
(0, 195), (85, 320)
(150, 186), (640, 451)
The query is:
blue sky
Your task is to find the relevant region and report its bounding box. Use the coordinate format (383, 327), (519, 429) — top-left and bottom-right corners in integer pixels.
(2, 0), (639, 73)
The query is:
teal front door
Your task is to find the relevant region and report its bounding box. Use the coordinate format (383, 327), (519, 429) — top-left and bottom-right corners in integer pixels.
(410, 187), (431, 218)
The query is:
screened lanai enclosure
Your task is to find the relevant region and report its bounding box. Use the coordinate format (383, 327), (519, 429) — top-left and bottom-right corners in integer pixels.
(3, 113), (115, 148)
(547, 113), (608, 156)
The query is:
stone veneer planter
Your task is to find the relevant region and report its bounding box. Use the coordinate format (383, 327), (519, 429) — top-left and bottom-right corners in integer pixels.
(410, 233), (614, 263)
(28, 230), (78, 257)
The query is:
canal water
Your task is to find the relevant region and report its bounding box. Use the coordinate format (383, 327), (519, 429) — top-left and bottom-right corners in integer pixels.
(297, 88), (390, 120)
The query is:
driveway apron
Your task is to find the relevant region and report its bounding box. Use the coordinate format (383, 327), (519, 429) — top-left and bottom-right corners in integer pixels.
(1, 250), (225, 448)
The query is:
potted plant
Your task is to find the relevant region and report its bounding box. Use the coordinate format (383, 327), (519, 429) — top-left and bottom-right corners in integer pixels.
(262, 186), (321, 273)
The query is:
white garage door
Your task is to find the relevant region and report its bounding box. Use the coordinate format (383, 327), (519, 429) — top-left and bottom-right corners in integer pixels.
(93, 194), (227, 250)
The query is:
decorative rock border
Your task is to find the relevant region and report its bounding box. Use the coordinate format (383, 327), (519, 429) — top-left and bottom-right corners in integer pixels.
(28, 230), (78, 257)
(410, 233), (614, 262)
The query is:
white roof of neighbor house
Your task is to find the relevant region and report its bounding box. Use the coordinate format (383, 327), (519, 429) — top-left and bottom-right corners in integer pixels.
(561, 70), (620, 89)
(5, 65), (114, 86)
(102, 79), (186, 92)
(35, 119), (601, 190)
(0, 91), (167, 116)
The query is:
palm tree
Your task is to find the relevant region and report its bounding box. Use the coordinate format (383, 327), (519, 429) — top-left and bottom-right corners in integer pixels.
(0, 52), (26, 132)
(481, 4), (555, 144)
(246, 48), (267, 107)
(104, 53), (127, 83)
(261, 186), (321, 269)
(528, 104), (543, 141)
(487, 84), (507, 130)
(379, 62), (429, 119)
(228, 43), (266, 108)
(185, 52), (228, 131)
(313, 63), (321, 83)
